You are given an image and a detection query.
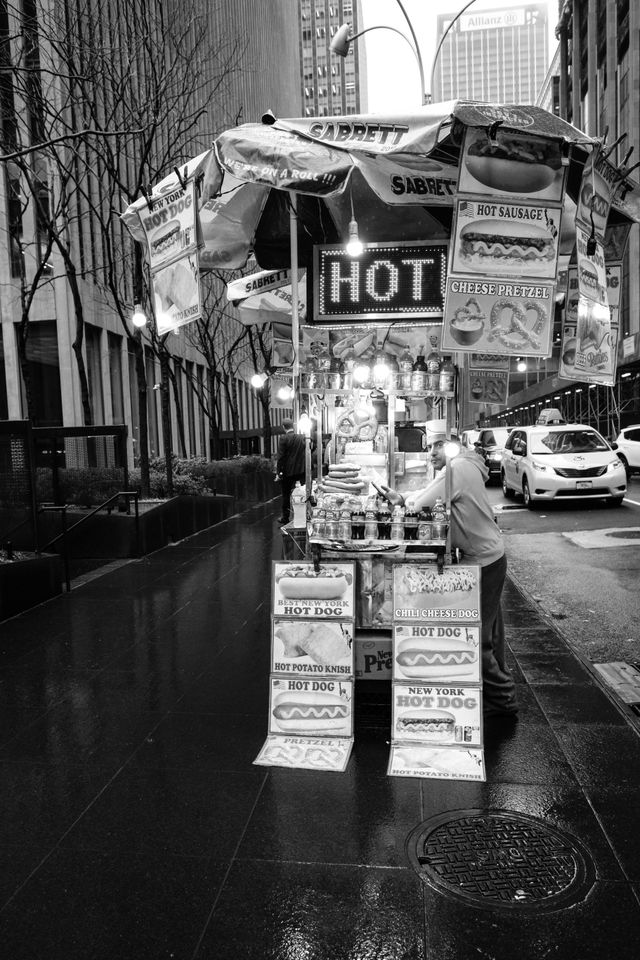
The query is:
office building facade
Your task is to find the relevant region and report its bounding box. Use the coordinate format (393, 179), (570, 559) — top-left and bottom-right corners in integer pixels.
(434, 3), (549, 104)
(300, 0), (367, 117)
(0, 0), (302, 461)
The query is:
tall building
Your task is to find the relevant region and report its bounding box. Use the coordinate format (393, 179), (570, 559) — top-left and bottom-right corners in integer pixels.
(433, 3), (549, 104)
(0, 0), (302, 460)
(300, 0), (367, 117)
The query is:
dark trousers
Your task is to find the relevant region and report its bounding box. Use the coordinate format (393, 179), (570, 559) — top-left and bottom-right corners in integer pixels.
(280, 473), (305, 521)
(480, 553), (518, 713)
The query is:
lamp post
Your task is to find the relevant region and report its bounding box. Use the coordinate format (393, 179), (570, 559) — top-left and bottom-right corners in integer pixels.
(430, 0), (479, 102)
(331, 0), (427, 104)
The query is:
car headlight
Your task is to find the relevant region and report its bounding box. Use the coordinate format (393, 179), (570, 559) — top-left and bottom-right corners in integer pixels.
(487, 452), (502, 461)
(607, 457), (625, 472)
(531, 459), (548, 472)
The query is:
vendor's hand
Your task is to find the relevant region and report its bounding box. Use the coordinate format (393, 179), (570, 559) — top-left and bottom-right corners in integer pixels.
(378, 484), (405, 508)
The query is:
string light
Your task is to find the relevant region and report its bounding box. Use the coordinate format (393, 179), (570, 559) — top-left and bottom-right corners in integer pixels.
(132, 303), (147, 328)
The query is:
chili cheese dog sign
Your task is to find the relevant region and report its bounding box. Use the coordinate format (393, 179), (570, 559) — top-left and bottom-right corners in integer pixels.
(393, 564), (481, 622)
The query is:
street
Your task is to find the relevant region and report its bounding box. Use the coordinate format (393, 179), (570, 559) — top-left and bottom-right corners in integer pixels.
(487, 477), (640, 664)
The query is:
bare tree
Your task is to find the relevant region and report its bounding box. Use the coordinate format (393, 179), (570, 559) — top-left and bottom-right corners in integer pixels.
(1, 0), (246, 490)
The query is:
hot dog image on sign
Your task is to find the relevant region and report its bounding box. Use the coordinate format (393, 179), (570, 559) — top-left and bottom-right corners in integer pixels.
(269, 677), (353, 738)
(451, 199), (560, 280)
(271, 619), (353, 677)
(392, 684), (482, 747)
(393, 564), (481, 622)
(273, 561), (355, 619)
(393, 624), (481, 683)
(459, 128), (566, 203)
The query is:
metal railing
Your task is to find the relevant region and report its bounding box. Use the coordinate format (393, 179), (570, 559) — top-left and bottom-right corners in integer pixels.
(40, 491), (140, 592)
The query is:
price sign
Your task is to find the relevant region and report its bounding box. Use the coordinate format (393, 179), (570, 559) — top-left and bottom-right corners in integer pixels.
(313, 241), (447, 323)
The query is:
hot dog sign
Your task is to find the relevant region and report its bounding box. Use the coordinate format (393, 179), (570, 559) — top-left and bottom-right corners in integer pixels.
(273, 561), (355, 619)
(268, 677), (353, 738)
(393, 624), (481, 683)
(393, 564), (481, 622)
(391, 684), (482, 747)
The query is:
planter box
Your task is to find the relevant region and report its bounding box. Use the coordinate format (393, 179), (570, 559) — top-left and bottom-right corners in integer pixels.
(0, 554), (64, 621)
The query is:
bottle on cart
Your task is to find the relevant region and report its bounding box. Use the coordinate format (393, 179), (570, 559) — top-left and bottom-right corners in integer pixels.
(411, 350), (428, 392)
(386, 353), (399, 391)
(432, 497), (447, 521)
(417, 510), (432, 542)
(431, 497), (448, 540)
(291, 482), (306, 527)
(316, 346), (331, 389)
(390, 505), (405, 541)
(403, 505), (419, 540)
(377, 500), (391, 540)
(338, 508), (352, 541)
(439, 357), (455, 393)
(328, 356), (342, 390)
(310, 506), (325, 539)
(427, 341), (441, 391)
(351, 503), (366, 540)
(364, 498), (378, 540)
(303, 355), (318, 391)
(325, 505), (340, 540)
(398, 346), (414, 391)
(339, 348), (355, 390)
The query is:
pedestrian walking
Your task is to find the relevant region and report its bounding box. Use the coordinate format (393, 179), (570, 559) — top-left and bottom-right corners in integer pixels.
(276, 418), (306, 525)
(380, 429), (518, 720)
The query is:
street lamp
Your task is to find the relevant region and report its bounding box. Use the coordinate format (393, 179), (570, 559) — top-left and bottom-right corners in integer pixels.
(331, 0), (427, 104)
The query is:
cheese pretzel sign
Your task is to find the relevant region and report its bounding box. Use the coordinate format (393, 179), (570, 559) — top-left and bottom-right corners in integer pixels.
(487, 299), (545, 350)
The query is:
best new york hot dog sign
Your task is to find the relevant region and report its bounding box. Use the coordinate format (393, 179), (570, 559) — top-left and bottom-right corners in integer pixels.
(273, 561), (355, 619)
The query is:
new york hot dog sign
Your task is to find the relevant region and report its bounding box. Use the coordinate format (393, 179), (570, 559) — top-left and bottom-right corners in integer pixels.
(273, 561), (355, 619)
(392, 684), (482, 747)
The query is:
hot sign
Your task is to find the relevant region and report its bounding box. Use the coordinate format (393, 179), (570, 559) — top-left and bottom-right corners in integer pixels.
(313, 241), (447, 323)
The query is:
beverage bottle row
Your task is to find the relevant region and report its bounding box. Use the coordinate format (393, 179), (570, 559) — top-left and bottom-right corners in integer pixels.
(302, 347), (455, 393)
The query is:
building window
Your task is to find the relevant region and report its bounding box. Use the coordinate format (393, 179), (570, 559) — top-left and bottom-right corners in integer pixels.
(185, 360), (196, 455)
(145, 346), (159, 457)
(19, 320), (63, 427)
(108, 332), (124, 424)
(127, 346), (140, 462)
(0, 326), (8, 420)
(85, 324), (105, 424)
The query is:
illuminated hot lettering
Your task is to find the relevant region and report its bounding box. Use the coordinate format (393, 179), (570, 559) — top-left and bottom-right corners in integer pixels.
(330, 261), (360, 302)
(365, 260), (399, 302)
(401, 258), (434, 300)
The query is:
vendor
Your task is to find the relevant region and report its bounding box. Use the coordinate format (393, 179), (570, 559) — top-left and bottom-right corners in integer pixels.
(380, 430), (518, 721)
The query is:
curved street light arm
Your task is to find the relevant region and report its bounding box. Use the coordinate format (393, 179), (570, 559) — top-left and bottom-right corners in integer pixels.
(430, 0), (479, 100)
(334, 24), (426, 105)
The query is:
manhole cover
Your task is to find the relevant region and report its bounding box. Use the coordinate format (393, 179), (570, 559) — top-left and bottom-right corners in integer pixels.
(607, 530), (640, 539)
(407, 809), (595, 912)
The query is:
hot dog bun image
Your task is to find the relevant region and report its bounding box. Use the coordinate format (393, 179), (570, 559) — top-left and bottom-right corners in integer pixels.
(395, 637), (477, 679)
(459, 219), (555, 266)
(275, 564), (352, 600)
(396, 709), (455, 742)
(464, 133), (561, 195)
(271, 690), (350, 734)
(151, 219), (181, 258)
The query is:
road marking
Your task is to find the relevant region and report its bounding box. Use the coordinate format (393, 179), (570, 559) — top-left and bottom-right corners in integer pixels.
(625, 497), (640, 507)
(562, 527), (640, 548)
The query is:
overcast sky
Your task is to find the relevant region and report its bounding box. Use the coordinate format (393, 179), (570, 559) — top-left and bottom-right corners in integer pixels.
(359, 0), (559, 112)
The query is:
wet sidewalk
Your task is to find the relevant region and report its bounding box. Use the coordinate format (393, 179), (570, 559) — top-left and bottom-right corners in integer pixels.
(1, 502), (639, 959)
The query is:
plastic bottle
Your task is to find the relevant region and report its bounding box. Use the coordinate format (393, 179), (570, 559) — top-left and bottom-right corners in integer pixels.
(439, 357), (455, 393)
(338, 508), (352, 541)
(398, 346), (414, 391)
(339, 349), (355, 390)
(291, 482), (306, 527)
(411, 351), (428, 392)
(316, 346), (331, 389)
(417, 510), (432, 542)
(386, 353), (399, 391)
(304, 355), (317, 390)
(390, 506), (405, 541)
(403, 505), (418, 540)
(377, 501), (391, 540)
(328, 357), (342, 390)
(427, 344), (441, 391)
(351, 503), (365, 540)
(364, 498), (378, 540)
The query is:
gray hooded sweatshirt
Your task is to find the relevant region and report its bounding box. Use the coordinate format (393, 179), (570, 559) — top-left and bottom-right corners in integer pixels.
(408, 449), (504, 567)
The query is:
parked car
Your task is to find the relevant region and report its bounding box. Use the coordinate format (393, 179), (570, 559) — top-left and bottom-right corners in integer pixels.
(611, 425), (640, 477)
(476, 427), (515, 484)
(501, 424), (627, 508)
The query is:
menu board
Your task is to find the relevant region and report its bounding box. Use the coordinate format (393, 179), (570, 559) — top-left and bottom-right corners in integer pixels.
(387, 563), (485, 781)
(256, 561), (356, 772)
(458, 128), (566, 204)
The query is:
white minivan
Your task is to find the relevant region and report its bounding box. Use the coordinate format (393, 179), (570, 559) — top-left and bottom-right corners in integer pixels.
(501, 423), (627, 508)
(612, 425), (640, 477)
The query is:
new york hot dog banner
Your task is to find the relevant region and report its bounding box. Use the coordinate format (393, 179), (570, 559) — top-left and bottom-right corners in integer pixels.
(272, 561), (355, 619)
(442, 277), (554, 358)
(391, 684), (482, 748)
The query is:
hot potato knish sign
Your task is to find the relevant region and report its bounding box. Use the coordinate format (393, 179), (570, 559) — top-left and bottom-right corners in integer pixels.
(273, 562), (355, 619)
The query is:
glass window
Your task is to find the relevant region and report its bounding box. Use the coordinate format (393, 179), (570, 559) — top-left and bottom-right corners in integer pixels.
(108, 332), (124, 424)
(145, 346), (159, 457)
(85, 324), (105, 424)
(20, 320), (63, 427)
(0, 325), (8, 419)
(128, 345), (140, 463)
(185, 360), (196, 455)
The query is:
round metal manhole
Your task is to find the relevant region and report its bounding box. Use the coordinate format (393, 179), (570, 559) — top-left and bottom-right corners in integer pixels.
(607, 529), (640, 539)
(406, 809), (595, 913)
